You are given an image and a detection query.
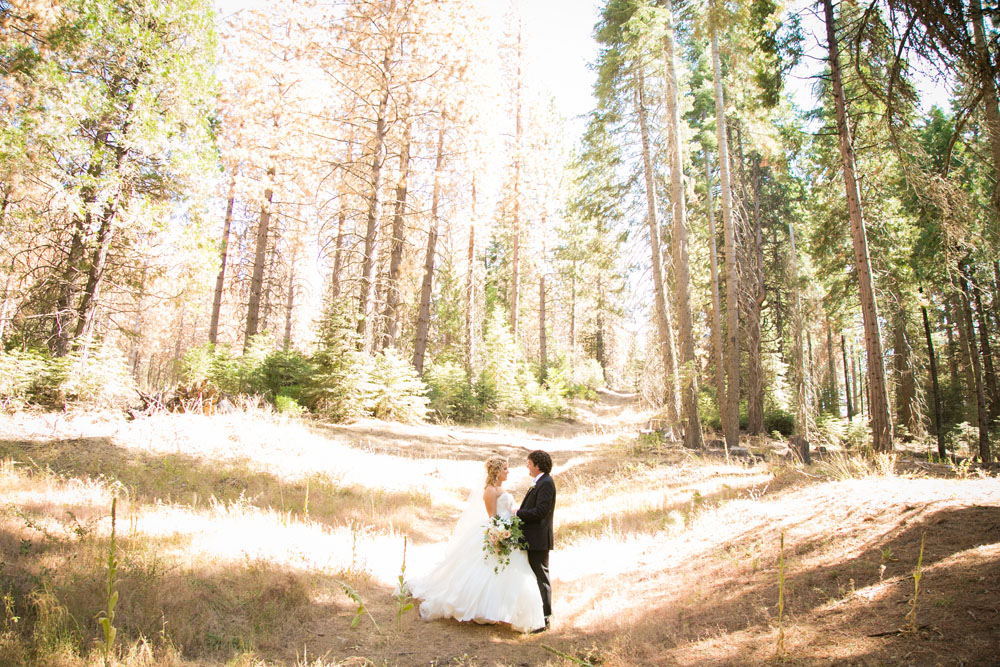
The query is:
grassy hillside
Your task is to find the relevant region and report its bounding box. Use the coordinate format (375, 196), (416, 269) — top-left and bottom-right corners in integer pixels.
(0, 396), (997, 666)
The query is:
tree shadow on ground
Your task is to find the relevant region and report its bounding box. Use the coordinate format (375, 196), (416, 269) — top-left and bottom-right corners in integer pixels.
(561, 505), (1000, 666)
(0, 437), (437, 540)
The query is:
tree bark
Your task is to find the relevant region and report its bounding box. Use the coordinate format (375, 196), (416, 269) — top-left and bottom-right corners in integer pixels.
(969, 0), (1000, 211)
(465, 177), (477, 378)
(704, 155), (727, 437)
(892, 304), (916, 438)
(920, 296), (946, 460)
(358, 51), (393, 354)
(951, 293), (977, 421)
(710, 13), (741, 451)
(841, 334), (853, 421)
(663, 16), (703, 448)
(283, 258), (296, 351)
(381, 122), (412, 350)
(970, 270), (1000, 418)
(510, 24), (523, 342)
(245, 169), (275, 350)
(539, 239), (547, 382)
(789, 222), (809, 439)
(945, 309), (959, 389)
(73, 198), (119, 348)
(635, 67), (680, 436)
(210, 174), (236, 345)
(746, 156), (765, 435)
(958, 263), (992, 465)
(412, 124), (446, 375)
(825, 314), (839, 415)
(824, 0), (894, 450)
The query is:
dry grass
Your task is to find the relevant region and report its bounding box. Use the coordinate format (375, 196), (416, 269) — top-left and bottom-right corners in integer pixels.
(1, 396), (998, 666)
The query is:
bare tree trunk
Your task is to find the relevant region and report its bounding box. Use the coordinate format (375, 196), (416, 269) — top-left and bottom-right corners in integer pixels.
(841, 334), (854, 421)
(746, 156), (765, 435)
(412, 124), (446, 375)
(970, 0), (1000, 212)
(539, 239), (547, 382)
(893, 305), (916, 438)
(510, 23), (523, 342)
(824, 0), (893, 450)
(958, 263), (992, 464)
(358, 53), (392, 354)
(705, 155), (727, 437)
(245, 168), (275, 350)
(945, 310), (959, 389)
(920, 295), (946, 460)
(283, 249), (297, 351)
(993, 260), (1000, 331)
(210, 174), (236, 345)
(971, 271), (1000, 418)
(952, 293), (977, 421)
(663, 16), (703, 448)
(635, 67), (680, 436)
(789, 222), (808, 439)
(710, 14), (741, 450)
(826, 314), (839, 416)
(465, 177), (477, 378)
(330, 140), (354, 301)
(381, 122), (412, 350)
(73, 200), (118, 347)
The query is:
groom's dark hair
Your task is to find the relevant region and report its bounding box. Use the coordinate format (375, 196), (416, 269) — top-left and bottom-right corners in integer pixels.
(528, 450), (552, 474)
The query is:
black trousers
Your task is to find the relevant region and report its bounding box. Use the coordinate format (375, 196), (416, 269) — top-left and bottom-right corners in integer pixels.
(527, 549), (551, 620)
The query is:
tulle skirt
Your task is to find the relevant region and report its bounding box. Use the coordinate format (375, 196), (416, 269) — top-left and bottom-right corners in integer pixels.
(407, 522), (545, 633)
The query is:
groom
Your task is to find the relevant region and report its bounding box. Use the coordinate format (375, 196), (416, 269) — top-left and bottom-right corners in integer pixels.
(516, 450), (555, 631)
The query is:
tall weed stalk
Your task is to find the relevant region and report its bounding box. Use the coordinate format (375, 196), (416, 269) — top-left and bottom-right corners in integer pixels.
(98, 497), (119, 666)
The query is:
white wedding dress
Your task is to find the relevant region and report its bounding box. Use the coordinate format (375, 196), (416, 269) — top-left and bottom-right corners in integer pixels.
(407, 490), (545, 632)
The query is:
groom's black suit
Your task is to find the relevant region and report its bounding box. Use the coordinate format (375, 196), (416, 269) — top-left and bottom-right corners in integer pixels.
(516, 473), (555, 622)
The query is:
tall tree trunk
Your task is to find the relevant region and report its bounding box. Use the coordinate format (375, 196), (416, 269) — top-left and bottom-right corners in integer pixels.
(893, 305), (916, 438)
(663, 16), (703, 448)
(73, 200), (118, 348)
(951, 293), (977, 421)
(842, 334), (854, 421)
(330, 140), (354, 301)
(635, 67), (680, 436)
(920, 295), (946, 460)
(412, 124), (446, 375)
(570, 260), (577, 359)
(381, 122), (412, 350)
(510, 23), (523, 342)
(539, 240), (547, 382)
(970, 0), (1000, 212)
(210, 173), (236, 345)
(710, 13), (741, 450)
(993, 260), (1000, 331)
(971, 271), (1000, 418)
(789, 222), (809, 439)
(465, 177), (477, 378)
(853, 344), (863, 418)
(826, 314), (840, 416)
(958, 263), (992, 465)
(746, 156), (765, 435)
(245, 168), (275, 350)
(824, 0), (893, 450)
(704, 155), (727, 438)
(945, 310), (960, 389)
(358, 52), (393, 354)
(283, 249), (297, 351)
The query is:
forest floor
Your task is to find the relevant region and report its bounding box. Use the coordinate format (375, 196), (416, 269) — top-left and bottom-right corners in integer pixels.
(0, 392), (998, 666)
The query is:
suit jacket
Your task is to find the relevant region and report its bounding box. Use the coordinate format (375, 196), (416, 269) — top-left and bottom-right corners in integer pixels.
(516, 473), (555, 551)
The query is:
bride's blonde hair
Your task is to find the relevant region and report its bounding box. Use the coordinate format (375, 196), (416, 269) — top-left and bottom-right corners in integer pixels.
(484, 456), (508, 487)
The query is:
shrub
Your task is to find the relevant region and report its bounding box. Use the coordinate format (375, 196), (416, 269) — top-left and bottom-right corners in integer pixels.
(0, 348), (48, 407)
(274, 394), (306, 417)
(181, 334), (275, 397)
(261, 350), (314, 401)
(425, 361), (482, 422)
(305, 301), (368, 421)
(520, 365), (568, 418)
(764, 407), (795, 437)
(363, 348), (429, 423)
(1, 346), (136, 408)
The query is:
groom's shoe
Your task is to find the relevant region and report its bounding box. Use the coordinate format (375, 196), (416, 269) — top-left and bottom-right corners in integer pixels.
(530, 618), (551, 634)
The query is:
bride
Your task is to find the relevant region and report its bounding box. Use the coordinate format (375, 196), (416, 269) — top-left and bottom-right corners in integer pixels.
(407, 455), (545, 633)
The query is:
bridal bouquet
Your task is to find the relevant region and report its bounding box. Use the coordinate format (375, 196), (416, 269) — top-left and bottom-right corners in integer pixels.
(482, 515), (525, 573)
